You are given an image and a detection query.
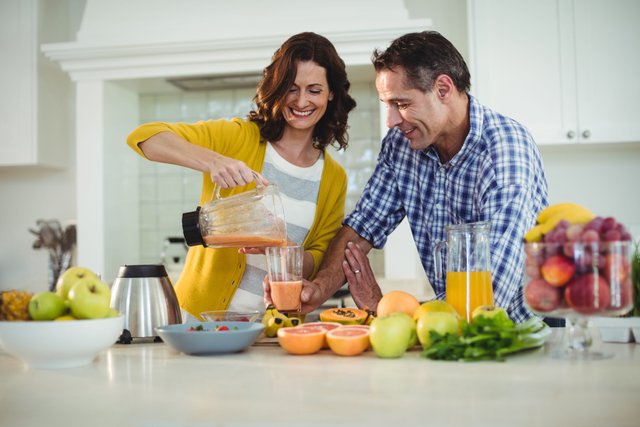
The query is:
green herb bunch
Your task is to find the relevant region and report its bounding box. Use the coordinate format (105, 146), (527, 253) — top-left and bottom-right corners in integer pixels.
(422, 315), (551, 362)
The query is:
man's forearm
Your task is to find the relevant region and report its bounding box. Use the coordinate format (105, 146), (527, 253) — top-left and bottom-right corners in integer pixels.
(313, 225), (372, 301)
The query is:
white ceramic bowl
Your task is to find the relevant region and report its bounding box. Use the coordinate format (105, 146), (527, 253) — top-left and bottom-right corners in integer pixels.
(0, 315), (124, 369)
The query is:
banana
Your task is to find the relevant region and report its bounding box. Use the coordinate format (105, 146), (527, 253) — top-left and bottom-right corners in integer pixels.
(524, 224), (544, 243)
(536, 203), (595, 224)
(525, 202), (595, 242)
(264, 316), (285, 338)
(539, 208), (594, 233)
(536, 202), (587, 224)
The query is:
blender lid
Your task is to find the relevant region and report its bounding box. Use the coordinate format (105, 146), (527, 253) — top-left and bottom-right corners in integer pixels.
(182, 207), (205, 246)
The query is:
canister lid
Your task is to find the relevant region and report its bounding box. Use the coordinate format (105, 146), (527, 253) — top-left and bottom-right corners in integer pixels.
(182, 207), (204, 246)
(117, 264), (168, 278)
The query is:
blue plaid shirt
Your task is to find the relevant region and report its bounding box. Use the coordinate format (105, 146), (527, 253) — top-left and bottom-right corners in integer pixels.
(344, 95), (548, 322)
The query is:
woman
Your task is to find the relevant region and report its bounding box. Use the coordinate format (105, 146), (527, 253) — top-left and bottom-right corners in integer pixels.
(127, 32), (356, 320)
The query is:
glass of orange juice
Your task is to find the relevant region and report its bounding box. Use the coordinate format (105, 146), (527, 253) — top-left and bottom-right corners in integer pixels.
(434, 221), (494, 321)
(265, 245), (303, 312)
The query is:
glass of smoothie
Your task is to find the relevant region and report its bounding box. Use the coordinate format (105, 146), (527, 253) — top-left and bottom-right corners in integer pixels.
(265, 245), (303, 312)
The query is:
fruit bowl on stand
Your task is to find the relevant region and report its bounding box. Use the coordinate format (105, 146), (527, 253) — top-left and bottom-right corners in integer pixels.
(523, 217), (634, 359)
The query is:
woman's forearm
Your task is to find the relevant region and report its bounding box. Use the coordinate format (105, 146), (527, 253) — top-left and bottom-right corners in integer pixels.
(138, 131), (216, 173)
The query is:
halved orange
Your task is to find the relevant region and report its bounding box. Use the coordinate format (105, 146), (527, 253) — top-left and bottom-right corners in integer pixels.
(277, 326), (325, 355)
(326, 327), (370, 356)
(298, 321), (342, 348)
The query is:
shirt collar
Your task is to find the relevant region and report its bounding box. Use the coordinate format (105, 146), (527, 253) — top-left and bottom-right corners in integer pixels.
(424, 93), (482, 168)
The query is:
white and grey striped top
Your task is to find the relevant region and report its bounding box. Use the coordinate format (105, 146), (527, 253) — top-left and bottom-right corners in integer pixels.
(227, 142), (323, 312)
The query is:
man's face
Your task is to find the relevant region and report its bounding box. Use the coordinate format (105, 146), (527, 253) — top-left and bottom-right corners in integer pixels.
(375, 67), (447, 151)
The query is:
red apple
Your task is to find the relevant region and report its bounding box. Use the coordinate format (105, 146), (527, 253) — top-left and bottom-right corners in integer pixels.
(564, 273), (611, 315)
(525, 279), (561, 312)
(604, 252), (630, 284)
(540, 255), (576, 287)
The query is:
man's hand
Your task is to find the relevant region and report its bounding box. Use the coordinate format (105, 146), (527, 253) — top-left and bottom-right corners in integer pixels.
(342, 241), (383, 313)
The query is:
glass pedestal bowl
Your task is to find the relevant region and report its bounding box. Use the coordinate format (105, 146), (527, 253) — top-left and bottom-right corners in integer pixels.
(523, 240), (634, 359)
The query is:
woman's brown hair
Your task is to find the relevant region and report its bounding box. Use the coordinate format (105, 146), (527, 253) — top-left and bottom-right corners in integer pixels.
(248, 32), (356, 150)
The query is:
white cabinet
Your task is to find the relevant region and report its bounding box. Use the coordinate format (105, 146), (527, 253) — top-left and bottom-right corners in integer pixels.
(468, 0), (640, 145)
(0, 0), (70, 167)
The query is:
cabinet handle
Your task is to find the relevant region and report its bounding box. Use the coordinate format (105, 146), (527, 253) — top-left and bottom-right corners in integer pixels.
(566, 131), (575, 139)
(582, 130), (591, 139)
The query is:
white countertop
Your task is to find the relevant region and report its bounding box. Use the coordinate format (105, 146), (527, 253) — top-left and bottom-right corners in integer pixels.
(1, 330), (638, 427)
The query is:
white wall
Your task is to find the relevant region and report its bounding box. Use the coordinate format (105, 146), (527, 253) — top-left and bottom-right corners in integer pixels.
(0, 0), (80, 292)
(540, 144), (640, 238)
(0, 168), (76, 292)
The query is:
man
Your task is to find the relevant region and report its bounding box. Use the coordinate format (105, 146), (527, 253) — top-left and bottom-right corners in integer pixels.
(288, 31), (549, 322)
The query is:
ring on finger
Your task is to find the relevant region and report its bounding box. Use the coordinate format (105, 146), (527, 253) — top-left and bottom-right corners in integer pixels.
(353, 269), (361, 274)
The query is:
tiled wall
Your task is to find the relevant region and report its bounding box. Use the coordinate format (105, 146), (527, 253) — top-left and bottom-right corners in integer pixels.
(136, 82), (384, 273)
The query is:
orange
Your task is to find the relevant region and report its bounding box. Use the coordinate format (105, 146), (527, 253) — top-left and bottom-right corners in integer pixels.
(376, 290), (420, 318)
(277, 326), (325, 355)
(299, 322), (342, 348)
(326, 327), (370, 356)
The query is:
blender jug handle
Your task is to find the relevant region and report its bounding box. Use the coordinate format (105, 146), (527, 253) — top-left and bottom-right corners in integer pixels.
(433, 240), (447, 279)
(211, 170), (264, 201)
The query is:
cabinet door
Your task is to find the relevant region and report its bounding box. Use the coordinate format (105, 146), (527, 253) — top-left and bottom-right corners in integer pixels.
(469, 0), (575, 145)
(573, 0), (640, 144)
(0, 0), (36, 165)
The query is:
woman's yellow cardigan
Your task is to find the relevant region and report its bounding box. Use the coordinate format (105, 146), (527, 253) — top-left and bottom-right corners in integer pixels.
(127, 118), (347, 318)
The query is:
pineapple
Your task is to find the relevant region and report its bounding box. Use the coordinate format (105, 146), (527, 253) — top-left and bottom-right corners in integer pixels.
(0, 290), (33, 321)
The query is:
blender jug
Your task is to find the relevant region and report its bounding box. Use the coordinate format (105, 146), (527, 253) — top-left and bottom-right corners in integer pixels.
(433, 221), (494, 321)
(182, 178), (287, 248)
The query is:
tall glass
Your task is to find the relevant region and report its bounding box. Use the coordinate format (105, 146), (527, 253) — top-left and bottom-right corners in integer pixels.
(265, 245), (303, 313)
(434, 221), (494, 321)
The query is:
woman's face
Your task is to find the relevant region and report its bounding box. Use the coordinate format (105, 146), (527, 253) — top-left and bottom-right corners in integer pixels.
(282, 60), (333, 132)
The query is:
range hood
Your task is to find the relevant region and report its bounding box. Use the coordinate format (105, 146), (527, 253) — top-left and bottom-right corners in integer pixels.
(41, 0), (431, 279)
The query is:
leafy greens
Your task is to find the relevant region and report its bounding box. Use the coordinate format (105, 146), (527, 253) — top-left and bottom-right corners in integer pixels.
(421, 315), (551, 362)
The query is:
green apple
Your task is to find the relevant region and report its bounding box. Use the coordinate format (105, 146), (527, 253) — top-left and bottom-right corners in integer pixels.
(471, 305), (513, 328)
(28, 291), (68, 320)
(106, 307), (120, 318)
(416, 311), (460, 349)
(56, 266), (98, 300)
(68, 277), (111, 319)
(413, 299), (459, 321)
(369, 312), (414, 358)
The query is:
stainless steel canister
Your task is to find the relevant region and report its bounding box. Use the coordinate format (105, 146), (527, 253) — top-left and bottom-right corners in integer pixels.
(110, 264), (182, 341)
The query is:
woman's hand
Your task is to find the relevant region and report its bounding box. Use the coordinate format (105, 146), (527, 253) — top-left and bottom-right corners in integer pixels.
(342, 241), (383, 313)
(209, 151), (268, 189)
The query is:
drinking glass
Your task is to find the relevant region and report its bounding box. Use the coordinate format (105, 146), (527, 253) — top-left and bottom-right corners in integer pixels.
(265, 245), (303, 312)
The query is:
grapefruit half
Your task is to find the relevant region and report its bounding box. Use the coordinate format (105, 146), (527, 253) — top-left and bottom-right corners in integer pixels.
(277, 326), (325, 355)
(326, 327), (370, 356)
